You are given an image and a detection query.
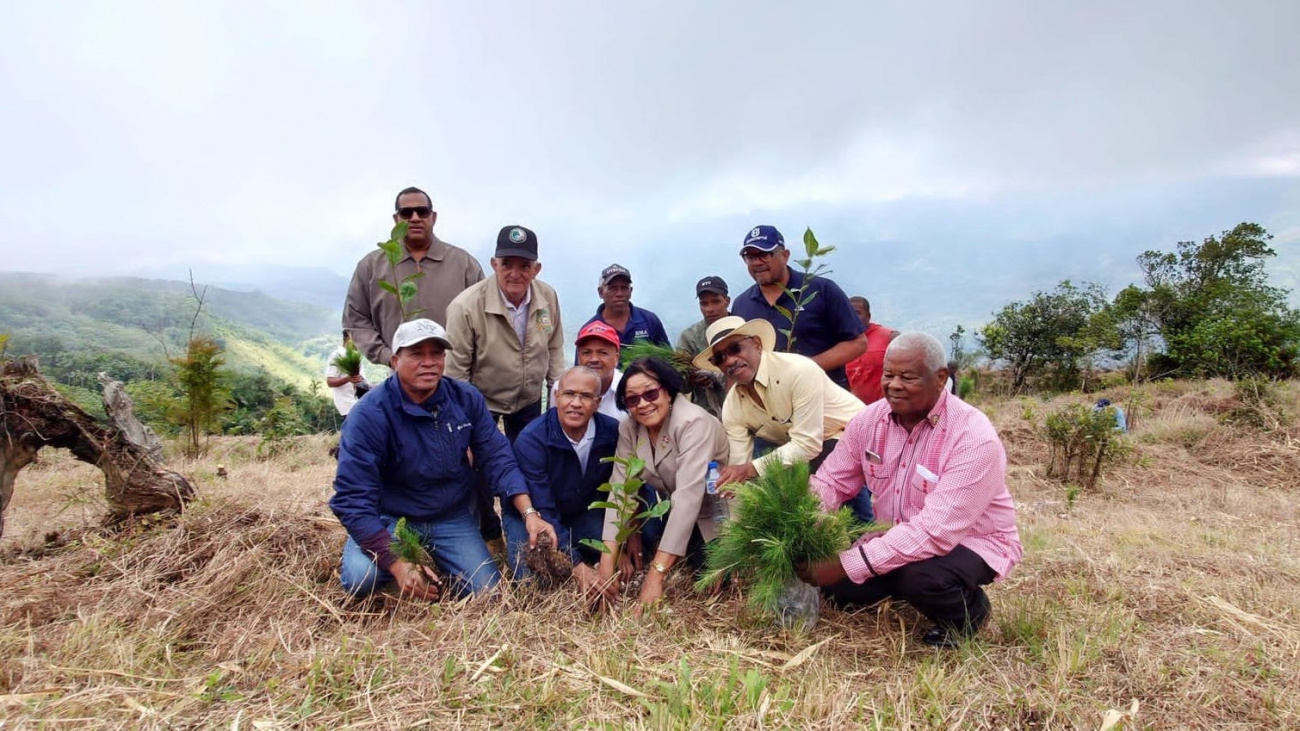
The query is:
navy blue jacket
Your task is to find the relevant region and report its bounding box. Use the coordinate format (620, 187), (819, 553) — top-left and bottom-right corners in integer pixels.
(581, 303), (670, 351)
(330, 375), (527, 568)
(731, 270), (865, 388)
(511, 408), (619, 547)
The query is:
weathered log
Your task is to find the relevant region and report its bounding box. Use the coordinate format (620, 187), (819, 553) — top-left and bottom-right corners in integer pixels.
(0, 356), (195, 539)
(98, 371), (165, 463)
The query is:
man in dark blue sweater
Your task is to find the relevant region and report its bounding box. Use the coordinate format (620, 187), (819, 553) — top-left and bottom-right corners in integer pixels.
(330, 319), (556, 600)
(508, 366), (619, 593)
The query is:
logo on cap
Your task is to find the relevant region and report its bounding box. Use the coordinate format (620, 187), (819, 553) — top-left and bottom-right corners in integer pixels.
(750, 227), (761, 239)
(509, 227), (526, 244)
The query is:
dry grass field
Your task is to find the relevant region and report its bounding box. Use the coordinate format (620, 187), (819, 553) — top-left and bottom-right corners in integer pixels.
(2, 380), (1298, 730)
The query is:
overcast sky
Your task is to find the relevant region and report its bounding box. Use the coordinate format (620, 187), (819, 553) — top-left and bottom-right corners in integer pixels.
(2, 1), (1297, 337)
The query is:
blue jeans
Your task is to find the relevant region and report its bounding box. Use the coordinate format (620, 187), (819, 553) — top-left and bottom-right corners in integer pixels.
(339, 513), (501, 598)
(502, 506), (605, 579)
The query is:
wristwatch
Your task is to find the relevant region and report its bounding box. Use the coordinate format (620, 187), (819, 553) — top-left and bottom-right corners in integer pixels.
(522, 507), (540, 519)
(651, 561), (670, 575)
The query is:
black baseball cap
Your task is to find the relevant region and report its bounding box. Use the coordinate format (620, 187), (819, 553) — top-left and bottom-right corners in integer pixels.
(495, 225), (538, 261)
(695, 275), (728, 297)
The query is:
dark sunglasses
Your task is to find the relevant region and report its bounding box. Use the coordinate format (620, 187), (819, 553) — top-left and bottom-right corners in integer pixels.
(709, 340), (747, 367)
(396, 206), (433, 220)
(624, 387), (662, 409)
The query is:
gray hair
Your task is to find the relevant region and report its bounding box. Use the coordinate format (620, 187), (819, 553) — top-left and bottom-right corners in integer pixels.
(885, 332), (947, 372)
(558, 365), (601, 391)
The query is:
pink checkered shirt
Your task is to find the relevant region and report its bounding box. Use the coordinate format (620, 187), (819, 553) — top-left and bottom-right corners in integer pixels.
(810, 390), (1022, 584)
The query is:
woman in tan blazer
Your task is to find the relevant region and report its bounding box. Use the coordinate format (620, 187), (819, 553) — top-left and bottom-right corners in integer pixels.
(596, 357), (728, 608)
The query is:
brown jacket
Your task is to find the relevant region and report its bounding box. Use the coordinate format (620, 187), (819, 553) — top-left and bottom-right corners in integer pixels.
(602, 395), (728, 556)
(443, 276), (565, 415)
(343, 235), (484, 365)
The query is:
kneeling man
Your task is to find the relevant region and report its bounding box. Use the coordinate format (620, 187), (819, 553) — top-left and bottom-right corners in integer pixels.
(331, 319), (555, 600)
(510, 366), (619, 593)
(799, 333), (1021, 647)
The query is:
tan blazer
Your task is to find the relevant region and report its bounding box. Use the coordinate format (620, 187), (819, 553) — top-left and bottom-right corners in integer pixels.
(602, 394), (728, 556)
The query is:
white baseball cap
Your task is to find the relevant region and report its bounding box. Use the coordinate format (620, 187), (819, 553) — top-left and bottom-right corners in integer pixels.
(391, 319), (453, 352)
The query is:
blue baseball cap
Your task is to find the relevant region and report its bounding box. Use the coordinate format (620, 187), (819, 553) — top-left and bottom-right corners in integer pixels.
(741, 225), (784, 253)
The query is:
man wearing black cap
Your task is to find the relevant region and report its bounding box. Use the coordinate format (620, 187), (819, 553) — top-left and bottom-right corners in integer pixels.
(581, 263), (670, 350)
(445, 225), (565, 440)
(676, 275), (732, 418)
(731, 225), (866, 390)
(445, 226), (566, 548)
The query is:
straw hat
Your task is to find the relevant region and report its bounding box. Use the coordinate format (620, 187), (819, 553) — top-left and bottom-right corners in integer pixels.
(692, 316), (777, 373)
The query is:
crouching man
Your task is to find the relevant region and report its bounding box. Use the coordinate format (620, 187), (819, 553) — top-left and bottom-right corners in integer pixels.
(330, 319), (556, 600)
(509, 366), (619, 593)
(798, 333), (1022, 647)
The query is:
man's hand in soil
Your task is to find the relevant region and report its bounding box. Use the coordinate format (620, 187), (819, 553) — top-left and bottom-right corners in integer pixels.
(391, 559), (442, 600)
(524, 511), (558, 550)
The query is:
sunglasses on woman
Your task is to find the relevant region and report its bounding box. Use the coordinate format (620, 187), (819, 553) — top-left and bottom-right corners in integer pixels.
(624, 387), (662, 409)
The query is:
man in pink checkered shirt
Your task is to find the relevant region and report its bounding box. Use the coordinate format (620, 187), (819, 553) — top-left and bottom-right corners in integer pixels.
(798, 332), (1022, 647)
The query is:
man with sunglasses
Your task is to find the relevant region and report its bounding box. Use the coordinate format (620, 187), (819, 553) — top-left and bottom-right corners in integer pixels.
(731, 225), (866, 390)
(344, 187), (485, 366)
(693, 316), (864, 491)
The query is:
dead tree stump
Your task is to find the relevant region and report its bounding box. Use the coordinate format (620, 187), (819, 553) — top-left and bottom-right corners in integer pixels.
(0, 356), (195, 539)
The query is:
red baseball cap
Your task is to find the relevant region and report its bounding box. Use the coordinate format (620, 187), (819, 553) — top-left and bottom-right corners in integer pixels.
(576, 321), (620, 348)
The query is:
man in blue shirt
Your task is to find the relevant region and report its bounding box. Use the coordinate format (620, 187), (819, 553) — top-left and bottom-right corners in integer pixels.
(730, 225), (866, 389)
(330, 319), (556, 600)
(508, 366), (619, 594)
(582, 263), (670, 350)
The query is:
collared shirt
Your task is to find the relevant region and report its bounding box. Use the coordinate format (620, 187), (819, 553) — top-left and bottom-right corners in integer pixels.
(677, 318), (728, 418)
(581, 303), (670, 350)
(810, 391), (1022, 584)
(731, 270), (864, 388)
(343, 235), (485, 365)
(721, 350), (865, 472)
(499, 285), (532, 346)
(565, 417), (597, 472)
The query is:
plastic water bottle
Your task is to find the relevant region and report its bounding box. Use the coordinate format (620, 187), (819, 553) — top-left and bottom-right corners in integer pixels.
(705, 461), (729, 522)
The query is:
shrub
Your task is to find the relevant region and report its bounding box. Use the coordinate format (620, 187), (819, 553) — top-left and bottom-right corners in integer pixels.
(1043, 403), (1128, 489)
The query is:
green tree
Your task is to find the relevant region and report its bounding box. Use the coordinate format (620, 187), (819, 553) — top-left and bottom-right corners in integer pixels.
(978, 280), (1117, 392)
(1132, 223), (1299, 378)
(172, 336), (232, 456)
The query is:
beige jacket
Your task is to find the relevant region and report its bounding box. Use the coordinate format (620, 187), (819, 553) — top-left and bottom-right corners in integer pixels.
(602, 395), (728, 556)
(343, 236), (485, 365)
(722, 349), (865, 472)
(443, 276), (565, 415)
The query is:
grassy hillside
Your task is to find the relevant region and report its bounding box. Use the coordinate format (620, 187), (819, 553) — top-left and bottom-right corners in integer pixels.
(1, 380), (1297, 728)
(0, 272), (341, 388)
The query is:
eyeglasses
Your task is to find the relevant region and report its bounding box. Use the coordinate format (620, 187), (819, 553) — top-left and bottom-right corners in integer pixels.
(556, 389), (598, 403)
(740, 248), (779, 262)
(709, 340), (747, 367)
(396, 206), (433, 220)
(624, 387), (662, 409)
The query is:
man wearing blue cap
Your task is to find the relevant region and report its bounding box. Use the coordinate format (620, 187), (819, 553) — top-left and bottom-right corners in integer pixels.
(731, 225), (866, 390)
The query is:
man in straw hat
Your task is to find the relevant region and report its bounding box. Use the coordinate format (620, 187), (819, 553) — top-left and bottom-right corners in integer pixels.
(694, 315), (866, 493)
(331, 319), (556, 600)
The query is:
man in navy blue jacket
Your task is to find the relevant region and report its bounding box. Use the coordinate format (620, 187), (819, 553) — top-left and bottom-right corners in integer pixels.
(508, 366), (619, 593)
(330, 319), (556, 600)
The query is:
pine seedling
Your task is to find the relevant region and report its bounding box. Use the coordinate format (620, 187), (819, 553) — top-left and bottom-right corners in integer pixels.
(389, 517), (438, 576)
(331, 341), (363, 377)
(619, 340), (698, 380)
(696, 460), (883, 619)
(375, 221), (425, 321)
(580, 453), (671, 568)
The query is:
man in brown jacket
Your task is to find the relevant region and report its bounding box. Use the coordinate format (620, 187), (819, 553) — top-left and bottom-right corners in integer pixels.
(444, 225), (565, 440)
(343, 187), (485, 365)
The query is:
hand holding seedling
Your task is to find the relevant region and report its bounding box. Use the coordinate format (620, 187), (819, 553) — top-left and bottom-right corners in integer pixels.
(391, 559), (442, 601)
(796, 556), (847, 587)
(716, 463), (758, 490)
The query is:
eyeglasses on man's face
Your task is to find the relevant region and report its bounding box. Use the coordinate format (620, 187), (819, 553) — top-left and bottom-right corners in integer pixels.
(740, 248), (779, 262)
(396, 206), (433, 220)
(556, 389), (598, 404)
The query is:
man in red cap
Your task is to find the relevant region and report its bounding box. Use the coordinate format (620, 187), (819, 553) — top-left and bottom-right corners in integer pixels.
(556, 320), (627, 422)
